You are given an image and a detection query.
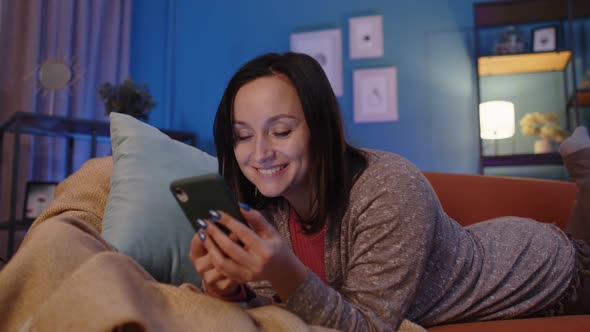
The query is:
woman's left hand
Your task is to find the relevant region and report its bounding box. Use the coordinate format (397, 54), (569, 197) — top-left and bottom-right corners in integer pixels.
(199, 206), (308, 301)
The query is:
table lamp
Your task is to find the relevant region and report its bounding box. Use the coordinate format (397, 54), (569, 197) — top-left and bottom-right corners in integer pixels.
(479, 101), (515, 154)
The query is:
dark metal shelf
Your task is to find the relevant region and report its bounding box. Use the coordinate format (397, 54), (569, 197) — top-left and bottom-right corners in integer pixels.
(0, 111), (196, 145)
(0, 111), (198, 260)
(482, 152), (563, 167)
(0, 220), (33, 231)
(474, 0), (590, 173)
(475, 0), (590, 28)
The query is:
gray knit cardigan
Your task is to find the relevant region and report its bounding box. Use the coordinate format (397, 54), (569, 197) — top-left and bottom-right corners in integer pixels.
(247, 150), (575, 331)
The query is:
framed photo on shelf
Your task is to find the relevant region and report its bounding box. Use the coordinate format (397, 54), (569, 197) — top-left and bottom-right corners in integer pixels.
(353, 66), (398, 123)
(23, 181), (57, 221)
(532, 26), (557, 52)
(349, 15), (384, 59)
(290, 28), (343, 96)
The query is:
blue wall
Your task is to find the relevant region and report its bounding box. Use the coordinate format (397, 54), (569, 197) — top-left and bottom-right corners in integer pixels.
(129, 0), (580, 178)
(130, 0), (480, 174)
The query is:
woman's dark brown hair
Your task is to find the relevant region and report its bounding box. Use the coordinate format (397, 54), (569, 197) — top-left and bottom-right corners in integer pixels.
(213, 52), (367, 233)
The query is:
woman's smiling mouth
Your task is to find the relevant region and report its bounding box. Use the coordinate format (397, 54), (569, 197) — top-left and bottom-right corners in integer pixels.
(256, 164), (287, 176)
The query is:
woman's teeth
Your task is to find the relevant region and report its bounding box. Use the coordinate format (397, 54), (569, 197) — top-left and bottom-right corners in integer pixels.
(259, 165), (285, 175)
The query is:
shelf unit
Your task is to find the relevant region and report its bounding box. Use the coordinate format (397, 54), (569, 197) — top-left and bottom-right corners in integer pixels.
(0, 112), (197, 259)
(474, 0), (590, 174)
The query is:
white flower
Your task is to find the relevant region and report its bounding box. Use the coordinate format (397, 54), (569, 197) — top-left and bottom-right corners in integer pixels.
(519, 112), (568, 143)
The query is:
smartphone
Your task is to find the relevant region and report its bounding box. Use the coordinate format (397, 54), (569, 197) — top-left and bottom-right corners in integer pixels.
(170, 174), (247, 234)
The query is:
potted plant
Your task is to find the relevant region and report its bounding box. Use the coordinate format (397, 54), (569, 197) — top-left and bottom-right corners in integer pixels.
(98, 78), (155, 121)
(519, 112), (568, 153)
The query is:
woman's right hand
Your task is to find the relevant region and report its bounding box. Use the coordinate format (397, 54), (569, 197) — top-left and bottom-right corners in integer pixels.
(189, 231), (241, 297)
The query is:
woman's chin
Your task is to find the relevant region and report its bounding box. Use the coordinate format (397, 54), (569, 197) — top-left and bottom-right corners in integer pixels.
(256, 186), (285, 198)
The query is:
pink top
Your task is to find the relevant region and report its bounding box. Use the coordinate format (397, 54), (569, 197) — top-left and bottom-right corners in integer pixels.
(288, 208), (327, 284)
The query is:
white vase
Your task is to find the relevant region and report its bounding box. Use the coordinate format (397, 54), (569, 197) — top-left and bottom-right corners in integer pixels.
(534, 138), (555, 154)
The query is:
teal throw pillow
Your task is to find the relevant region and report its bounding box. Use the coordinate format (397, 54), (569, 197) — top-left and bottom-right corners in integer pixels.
(102, 112), (218, 286)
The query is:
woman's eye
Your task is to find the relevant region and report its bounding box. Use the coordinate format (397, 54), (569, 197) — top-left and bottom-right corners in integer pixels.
(233, 131), (253, 142)
(273, 130), (291, 137)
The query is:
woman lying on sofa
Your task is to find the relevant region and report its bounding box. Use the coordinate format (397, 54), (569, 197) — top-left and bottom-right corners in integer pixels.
(190, 52), (590, 331)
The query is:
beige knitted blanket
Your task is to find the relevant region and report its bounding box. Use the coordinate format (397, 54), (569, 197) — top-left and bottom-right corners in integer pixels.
(0, 157), (425, 332)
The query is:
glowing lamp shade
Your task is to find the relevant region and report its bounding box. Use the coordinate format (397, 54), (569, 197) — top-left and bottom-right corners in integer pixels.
(479, 101), (515, 139)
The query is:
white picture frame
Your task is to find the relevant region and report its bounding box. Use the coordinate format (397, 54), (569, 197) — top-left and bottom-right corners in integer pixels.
(290, 29), (343, 96)
(353, 67), (398, 123)
(532, 26), (557, 52)
(349, 15), (384, 59)
(23, 181), (58, 220)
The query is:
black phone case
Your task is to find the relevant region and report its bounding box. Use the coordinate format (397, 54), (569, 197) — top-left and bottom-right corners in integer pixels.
(170, 174), (247, 234)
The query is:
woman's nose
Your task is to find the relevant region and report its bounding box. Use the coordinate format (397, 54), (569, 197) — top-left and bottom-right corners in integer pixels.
(254, 137), (274, 163)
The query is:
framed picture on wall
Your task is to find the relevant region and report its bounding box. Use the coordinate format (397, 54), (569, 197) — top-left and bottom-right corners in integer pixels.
(23, 181), (58, 221)
(532, 26), (557, 52)
(290, 29), (343, 96)
(349, 15), (384, 59)
(353, 67), (398, 123)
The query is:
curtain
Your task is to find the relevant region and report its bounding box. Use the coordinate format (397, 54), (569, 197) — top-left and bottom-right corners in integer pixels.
(0, 0), (132, 259)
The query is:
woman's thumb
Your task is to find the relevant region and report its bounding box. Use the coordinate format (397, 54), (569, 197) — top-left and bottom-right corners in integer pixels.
(239, 202), (272, 235)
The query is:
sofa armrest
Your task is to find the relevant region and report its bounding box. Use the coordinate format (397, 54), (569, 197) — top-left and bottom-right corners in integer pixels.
(423, 172), (576, 229)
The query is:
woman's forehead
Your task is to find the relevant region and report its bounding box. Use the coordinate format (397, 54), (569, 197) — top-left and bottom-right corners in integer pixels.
(233, 75), (303, 123)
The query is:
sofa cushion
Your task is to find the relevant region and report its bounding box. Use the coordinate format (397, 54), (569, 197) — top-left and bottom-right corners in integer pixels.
(102, 112), (218, 286)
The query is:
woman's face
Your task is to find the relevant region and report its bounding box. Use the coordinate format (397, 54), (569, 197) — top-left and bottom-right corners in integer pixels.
(232, 74), (311, 203)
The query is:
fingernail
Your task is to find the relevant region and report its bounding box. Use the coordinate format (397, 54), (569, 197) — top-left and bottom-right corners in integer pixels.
(209, 210), (221, 221)
(239, 201), (250, 211)
(196, 218), (207, 230)
(197, 231), (206, 242)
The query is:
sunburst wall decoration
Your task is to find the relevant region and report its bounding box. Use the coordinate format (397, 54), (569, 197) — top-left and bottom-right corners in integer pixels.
(23, 54), (84, 114)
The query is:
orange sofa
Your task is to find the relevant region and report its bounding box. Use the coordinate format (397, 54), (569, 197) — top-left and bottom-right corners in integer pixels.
(423, 172), (590, 331)
(6, 162), (589, 331)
